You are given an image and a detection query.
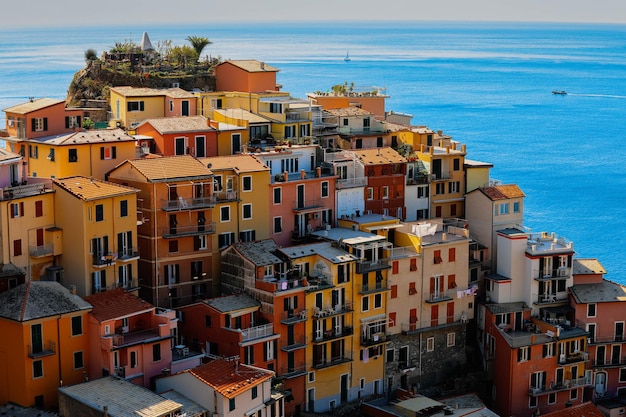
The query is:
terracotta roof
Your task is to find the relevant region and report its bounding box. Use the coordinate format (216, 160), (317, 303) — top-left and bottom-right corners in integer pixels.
(31, 128), (135, 145)
(542, 401), (604, 417)
(352, 147), (407, 165)
(199, 154), (269, 174)
(84, 288), (154, 322)
(326, 107), (374, 117)
(125, 155), (213, 182)
(110, 86), (195, 98)
(3, 98), (64, 114)
(479, 184), (525, 200)
(222, 60), (279, 73)
(53, 176), (138, 201)
(139, 116), (214, 134)
(186, 359), (273, 398)
(0, 281), (92, 322)
(59, 376), (182, 417)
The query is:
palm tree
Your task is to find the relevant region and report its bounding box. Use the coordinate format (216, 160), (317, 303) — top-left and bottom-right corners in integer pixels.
(186, 36), (212, 59)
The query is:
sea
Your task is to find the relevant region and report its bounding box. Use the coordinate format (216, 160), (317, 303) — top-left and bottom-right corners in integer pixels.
(1, 22), (626, 282)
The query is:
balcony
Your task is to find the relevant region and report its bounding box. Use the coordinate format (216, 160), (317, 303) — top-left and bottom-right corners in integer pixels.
(401, 314), (468, 335)
(280, 336), (307, 352)
(361, 332), (387, 346)
(337, 177), (367, 189)
(29, 243), (54, 258)
(214, 190), (238, 202)
(593, 357), (626, 368)
(306, 276), (334, 292)
(312, 352), (353, 369)
(588, 335), (625, 345)
(425, 288), (460, 304)
(558, 351), (589, 365)
(312, 326), (353, 344)
(93, 252), (116, 268)
(240, 323), (275, 343)
(28, 341), (56, 358)
(117, 247), (139, 261)
(406, 175), (429, 185)
(312, 302), (353, 318)
(281, 308), (308, 325)
(115, 278), (140, 291)
(293, 199), (324, 212)
(358, 279), (389, 295)
(161, 196), (216, 211)
(356, 258), (390, 275)
(533, 293), (568, 305)
(278, 363), (307, 379)
(162, 222), (216, 238)
(107, 326), (169, 348)
(529, 376), (592, 396)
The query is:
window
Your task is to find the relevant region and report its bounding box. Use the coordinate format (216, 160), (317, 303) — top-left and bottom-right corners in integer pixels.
(435, 183), (445, 195)
(382, 186), (389, 199)
(543, 342), (555, 358)
(32, 117), (47, 132)
(47, 148), (55, 161)
(427, 337), (435, 352)
(366, 187), (374, 200)
(453, 158), (460, 171)
(169, 240), (178, 253)
(13, 239), (22, 257)
(588, 303), (597, 318)
(100, 146), (117, 160)
(274, 187), (282, 204)
(95, 204), (104, 222)
(229, 398), (236, 412)
(620, 368), (626, 382)
(220, 206), (230, 222)
(273, 217), (282, 234)
(252, 386), (258, 399)
(195, 235), (208, 250)
(35, 200), (43, 217)
(153, 343), (161, 361)
(68, 148), (78, 162)
(374, 293), (382, 309)
(265, 340), (275, 361)
(71, 316), (82, 336)
(447, 333), (455, 347)
(73, 351), (84, 369)
(242, 176), (252, 192)
(500, 203), (509, 215)
(409, 282), (417, 295)
(548, 392), (556, 404)
(433, 250), (442, 264)
(10, 202), (24, 218)
(448, 248), (456, 262)
(448, 274), (456, 289)
(242, 203), (252, 219)
(363, 117), (370, 128)
(513, 201), (520, 213)
(218, 232), (235, 248)
(308, 372), (315, 383)
(518, 346), (530, 362)
(448, 181), (460, 193)
(239, 230), (256, 242)
(120, 200), (128, 217)
(127, 101), (145, 111)
(321, 181), (329, 198)
(244, 345), (254, 364)
(386, 348), (395, 362)
(362, 296), (369, 312)
(389, 312), (396, 327)
(529, 396), (537, 408)
(33, 360), (43, 378)
(130, 351), (138, 368)
(390, 285), (398, 298)
(570, 389), (578, 400)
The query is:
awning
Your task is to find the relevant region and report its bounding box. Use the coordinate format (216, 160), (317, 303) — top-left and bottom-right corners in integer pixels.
(364, 224), (404, 231)
(360, 313), (387, 323)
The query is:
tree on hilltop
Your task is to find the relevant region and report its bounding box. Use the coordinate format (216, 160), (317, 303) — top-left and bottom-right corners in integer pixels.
(186, 36), (212, 60)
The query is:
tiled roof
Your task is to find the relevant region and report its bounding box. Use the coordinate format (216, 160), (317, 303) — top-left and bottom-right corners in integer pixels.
(84, 288), (154, 322)
(0, 281), (92, 322)
(125, 155), (213, 182)
(326, 107), (373, 117)
(0, 148), (22, 163)
(58, 376), (182, 417)
(31, 128), (135, 145)
(205, 293), (260, 313)
(570, 279), (626, 304)
(231, 239), (282, 266)
(542, 401), (604, 417)
(478, 184), (525, 200)
(352, 147), (407, 165)
(139, 116), (214, 134)
(222, 60), (279, 73)
(3, 98), (64, 114)
(199, 154), (269, 173)
(186, 359), (273, 399)
(213, 108), (271, 124)
(110, 86), (195, 98)
(53, 176), (138, 201)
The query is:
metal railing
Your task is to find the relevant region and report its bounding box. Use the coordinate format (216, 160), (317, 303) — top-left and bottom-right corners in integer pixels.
(161, 195), (216, 211)
(162, 222), (216, 238)
(28, 341), (56, 358)
(29, 243), (54, 257)
(241, 323), (274, 342)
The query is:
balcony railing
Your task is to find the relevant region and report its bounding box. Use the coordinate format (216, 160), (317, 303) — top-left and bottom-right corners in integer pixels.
(278, 363), (307, 379)
(161, 196), (216, 211)
(280, 335), (307, 351)
(280, 308), (308, 324)
(115, 278), (139, 291)
(28, 341), (56, 358)
(356, 259), (390, 275)
(162, 222), (216, 238)
(214, 190), (238, 202)
(109, 328), (163, 347)
(593, 357), (626, 368)
(293, 199), (324, 211)
(241, 323), (275, 343)
(558, 352), (589, 365)
(529, 376), (592, 395)
(29, 243), (54, 258)
(361, 332), (387, 346)
(312, 352), (353, 369)
(117, 247), (139, 261)
(337, 177), (368, 189)
(93, 252), (116, 267)
(312, 326), (353, 343)
(589, 335), (625, 344)
(312, 302), (353, 318)
(358, 279), (389, 294)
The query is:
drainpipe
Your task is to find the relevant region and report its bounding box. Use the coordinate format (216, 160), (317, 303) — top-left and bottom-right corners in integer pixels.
(153, 182), (159, 308)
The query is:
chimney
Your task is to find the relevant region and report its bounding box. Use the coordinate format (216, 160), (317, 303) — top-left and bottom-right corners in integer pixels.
(300, 169), (306, 179)
(284, 171), (289, 182)
(260, 62), (265, 70)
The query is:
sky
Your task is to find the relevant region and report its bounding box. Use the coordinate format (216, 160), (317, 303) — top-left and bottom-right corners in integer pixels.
(5, 0), (626, 28)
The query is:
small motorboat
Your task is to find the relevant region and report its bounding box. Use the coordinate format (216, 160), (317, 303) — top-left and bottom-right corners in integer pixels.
(552, 90), (567, 95)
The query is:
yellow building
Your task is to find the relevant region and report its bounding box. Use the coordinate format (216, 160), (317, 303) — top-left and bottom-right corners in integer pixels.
(198, 154), (271, 278)
(0, 281), (92, 410)
(52, 176), (140, 297)
(22, 128), (137, 180)
(109, 86), (197, 129)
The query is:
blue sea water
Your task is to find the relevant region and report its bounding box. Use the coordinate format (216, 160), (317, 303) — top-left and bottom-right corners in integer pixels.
(1, 22), (626, 282)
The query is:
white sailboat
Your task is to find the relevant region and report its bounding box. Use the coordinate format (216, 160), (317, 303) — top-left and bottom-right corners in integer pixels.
(344, 51), (351, 62)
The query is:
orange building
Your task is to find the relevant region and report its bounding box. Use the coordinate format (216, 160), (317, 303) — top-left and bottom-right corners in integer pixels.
(0, 281), (92, 409)
(214, 60), (280, 93)
(135, 115), (218, 157)
(307, 88), (389, 120)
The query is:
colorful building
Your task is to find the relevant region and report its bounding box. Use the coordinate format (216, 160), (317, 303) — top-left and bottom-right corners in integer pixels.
(214, 59), (281, 93)
(107, 155), (216, 306)
(135, 115), (218, 157)
(0, 281), (92, 409)
(307, 87), (389, 120)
